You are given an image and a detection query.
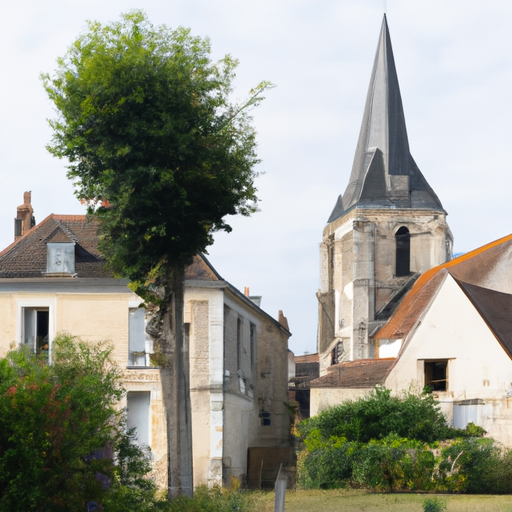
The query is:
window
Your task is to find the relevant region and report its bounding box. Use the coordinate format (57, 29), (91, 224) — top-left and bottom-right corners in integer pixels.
(237, 317), (243, 371)
(395, 226), (411, 276)
(14, 218), (22, 238)
(128, 308), (152, 366)
(250, 322), (256, 368)
(424, 360), (448, 391)
(47, 242), (75, 274)
(331, 341), (344, 365)
(127, 391), (151, 447)
(22, 307), (50, 358)
(259, 409), (271, 427)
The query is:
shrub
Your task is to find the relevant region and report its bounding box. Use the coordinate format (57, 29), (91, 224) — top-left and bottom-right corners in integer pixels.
(437, 437), (512, 493)
(296, 386), (497, 492)
(298, 387), (453, 444)
(297, 436), (360, 489)
(165, 485), (254, 512)
(0, 335), (157, 511)
(351, 435), (436, 491)
(422, 497), (447, 512)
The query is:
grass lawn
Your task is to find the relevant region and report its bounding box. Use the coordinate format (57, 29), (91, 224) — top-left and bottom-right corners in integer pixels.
(251, 489), (512, 512)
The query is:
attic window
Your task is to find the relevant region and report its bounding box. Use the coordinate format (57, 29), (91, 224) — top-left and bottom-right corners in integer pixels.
(47, 242), (75, 275)
(424, 360), (448, 392)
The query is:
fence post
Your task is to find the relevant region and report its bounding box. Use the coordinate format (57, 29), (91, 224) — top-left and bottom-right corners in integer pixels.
(274, 463), (287, 512)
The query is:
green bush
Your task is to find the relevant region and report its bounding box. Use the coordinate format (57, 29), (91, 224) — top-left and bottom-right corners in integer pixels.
(422, 496), (447, 512)
(295, 386), (502, 493)
(352, 435), (436, 491)
(0, 336), (158, 511)
(298, 387), (454, 444)
(297, 435), (360, 489)
(437, 437), (512, 493)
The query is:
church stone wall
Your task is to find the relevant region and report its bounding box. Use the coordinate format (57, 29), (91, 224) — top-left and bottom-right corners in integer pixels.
(317, 207), (452, 372)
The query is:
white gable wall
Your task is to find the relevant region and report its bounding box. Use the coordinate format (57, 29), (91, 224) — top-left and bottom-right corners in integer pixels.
(385, 275), (512, 445)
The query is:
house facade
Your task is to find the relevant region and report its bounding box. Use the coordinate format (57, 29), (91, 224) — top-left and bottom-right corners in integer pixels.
(0, 198), (291, 488)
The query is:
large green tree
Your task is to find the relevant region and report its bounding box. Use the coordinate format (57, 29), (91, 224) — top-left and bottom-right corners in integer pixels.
(42, 10), (271, 496)
(0, 335), (156, 512)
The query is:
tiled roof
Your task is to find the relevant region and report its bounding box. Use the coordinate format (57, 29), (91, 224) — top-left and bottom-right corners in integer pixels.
(309, 358), (394, 389)
(376, 233), (512, 340)
(295, 353), (319, 364)
(0, 215), (111, 278)
(184, 254), (222, 281)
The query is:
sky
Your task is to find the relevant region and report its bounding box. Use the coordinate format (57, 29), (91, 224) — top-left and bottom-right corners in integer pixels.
(1, 1), (512, 356)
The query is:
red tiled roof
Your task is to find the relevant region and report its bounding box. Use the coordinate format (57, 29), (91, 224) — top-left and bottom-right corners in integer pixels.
(295, 353), (319, 364)
(309, 358), (394, 389)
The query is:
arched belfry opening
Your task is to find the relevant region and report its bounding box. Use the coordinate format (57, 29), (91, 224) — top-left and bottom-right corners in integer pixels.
(395, 227), (411, 276)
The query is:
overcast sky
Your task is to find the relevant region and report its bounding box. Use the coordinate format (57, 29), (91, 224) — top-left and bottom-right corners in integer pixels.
(1, 1), (511, 355)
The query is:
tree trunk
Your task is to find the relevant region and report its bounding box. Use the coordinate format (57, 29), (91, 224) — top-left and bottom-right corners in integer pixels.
(153, 265), (193, 497)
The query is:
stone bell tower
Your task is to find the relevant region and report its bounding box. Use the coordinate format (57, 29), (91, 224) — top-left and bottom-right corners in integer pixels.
(317, 15), (453, 374)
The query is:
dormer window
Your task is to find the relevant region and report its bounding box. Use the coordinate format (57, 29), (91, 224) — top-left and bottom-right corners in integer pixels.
(47, 242), (75, 275)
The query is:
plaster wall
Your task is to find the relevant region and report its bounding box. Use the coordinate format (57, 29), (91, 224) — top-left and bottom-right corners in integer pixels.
(222, 293), (290, 484)
(310, 387), (370, 417)
(0, 279), (291, 489)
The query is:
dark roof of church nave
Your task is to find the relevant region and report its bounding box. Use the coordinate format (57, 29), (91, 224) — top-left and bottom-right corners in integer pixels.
(328, 15), (444, 223)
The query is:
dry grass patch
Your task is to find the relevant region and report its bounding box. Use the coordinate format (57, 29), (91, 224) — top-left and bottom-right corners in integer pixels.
(251, 489), (512, 512)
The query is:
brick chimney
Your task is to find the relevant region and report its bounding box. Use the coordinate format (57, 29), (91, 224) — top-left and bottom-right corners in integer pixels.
(14, 191), (35, 240)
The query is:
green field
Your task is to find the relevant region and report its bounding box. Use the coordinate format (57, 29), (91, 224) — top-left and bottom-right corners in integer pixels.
(251, 489), (512, 512)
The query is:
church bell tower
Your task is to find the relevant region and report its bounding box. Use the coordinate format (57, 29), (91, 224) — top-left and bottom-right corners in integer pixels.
(317, 15), (453, 373)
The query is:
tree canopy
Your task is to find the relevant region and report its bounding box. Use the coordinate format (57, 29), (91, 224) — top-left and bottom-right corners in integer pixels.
(42, 10), (271, 496)
(42, 10), (271, 283)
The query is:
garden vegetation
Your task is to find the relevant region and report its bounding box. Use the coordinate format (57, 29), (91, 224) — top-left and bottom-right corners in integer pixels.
(296, 387), (512, 493)
(0, 335), (257, 511)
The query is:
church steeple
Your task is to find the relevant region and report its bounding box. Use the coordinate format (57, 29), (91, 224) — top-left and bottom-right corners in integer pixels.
(328, 15), (443, 223)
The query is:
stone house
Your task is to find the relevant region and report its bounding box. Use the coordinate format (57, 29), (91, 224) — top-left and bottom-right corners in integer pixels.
(0, 197), (292, 487)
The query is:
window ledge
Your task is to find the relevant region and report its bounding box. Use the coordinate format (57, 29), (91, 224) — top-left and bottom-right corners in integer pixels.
(126, 365), (160, 370)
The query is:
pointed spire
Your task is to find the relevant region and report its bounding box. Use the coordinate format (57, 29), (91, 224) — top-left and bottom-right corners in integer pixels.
(328, 15), (444, 224)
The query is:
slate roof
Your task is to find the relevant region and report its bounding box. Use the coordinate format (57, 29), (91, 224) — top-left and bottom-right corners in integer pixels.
(376, 233), (512, 341)
(456, 279), (512, 360)
(309, 358), (394, 389)
(328, 15), (443, 223)
(0, 215), (110, 278)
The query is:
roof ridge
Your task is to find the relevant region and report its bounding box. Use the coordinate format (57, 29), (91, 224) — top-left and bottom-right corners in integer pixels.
(0, 214), (58, 257)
